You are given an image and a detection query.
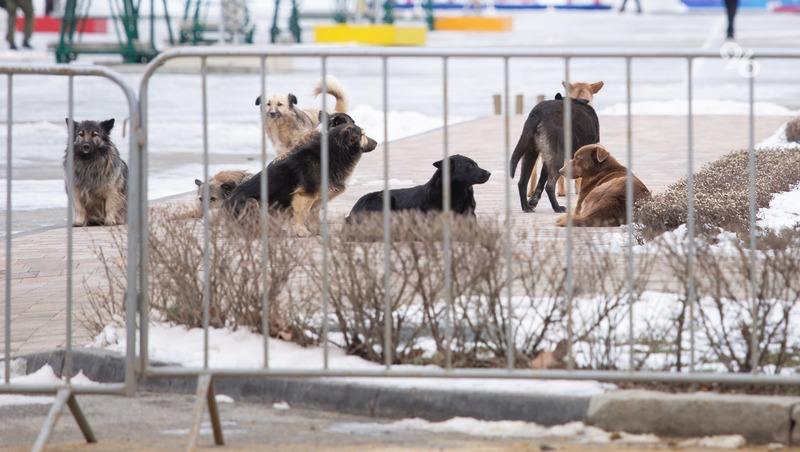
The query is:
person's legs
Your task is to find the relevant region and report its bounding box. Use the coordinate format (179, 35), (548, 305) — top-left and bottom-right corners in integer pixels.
(619, 0), (628, 11)
(724, 0), (738, 39)
(6, 0), (19, 48)
(20, 0), (34, 47)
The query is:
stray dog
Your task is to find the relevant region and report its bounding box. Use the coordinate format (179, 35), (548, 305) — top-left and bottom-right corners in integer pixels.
(226, 113), (377, 236)
(63, 118), (128, 226)
(510, 81), (603, 213)
(346, 154), (490, 220)
(255, 75), (348, 158)
(555, 143), (650, 227)
(194, 170), (252, 212)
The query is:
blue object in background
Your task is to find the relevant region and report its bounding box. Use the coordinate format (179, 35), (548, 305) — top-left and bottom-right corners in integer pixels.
(681, 0), (767, 8)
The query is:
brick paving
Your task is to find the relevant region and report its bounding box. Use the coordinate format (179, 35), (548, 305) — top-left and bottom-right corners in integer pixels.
(0, 113), (790, 356)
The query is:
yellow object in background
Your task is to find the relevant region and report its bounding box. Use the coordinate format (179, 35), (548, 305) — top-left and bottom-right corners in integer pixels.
(314, 24), (427, 46)
(434, 16), (513, 31)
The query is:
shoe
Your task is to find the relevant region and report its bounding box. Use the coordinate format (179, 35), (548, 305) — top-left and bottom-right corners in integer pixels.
(726, 26), (734, 39)
(22, 40), (32, 49)
(9, 42), (17, 50)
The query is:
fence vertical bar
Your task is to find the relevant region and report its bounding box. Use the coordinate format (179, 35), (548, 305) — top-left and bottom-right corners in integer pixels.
(625, 57), (635, 371)
(4, 74), (12, 385)
(201, 57), (211, 370)
(260, 56), (270, 369)
(65, 75), (75, 384)
(747, 59), (758, 374)
(321, 57), (331, 370)
(687, 57), (696, 373)
(140, 81), (150, 375)
(563, 57), (574, 371)
(382, 56), (392, 369)
(503, 57), (514, 370)
(442, 56), (453, 371)
(124, 86), (140, 396)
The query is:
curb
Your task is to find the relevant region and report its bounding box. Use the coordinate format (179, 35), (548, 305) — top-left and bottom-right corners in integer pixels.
(16, 349), (800, 444)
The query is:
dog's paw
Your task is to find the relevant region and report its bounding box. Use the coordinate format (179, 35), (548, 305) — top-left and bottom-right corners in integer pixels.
(527, 196), (540, 208)
(553, 205), (567, 213)
(555, 214), (568, 227)
(520, 204), (534, 213)
(294, 225), (313, 237)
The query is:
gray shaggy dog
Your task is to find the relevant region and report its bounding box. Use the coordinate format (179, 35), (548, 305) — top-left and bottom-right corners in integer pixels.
(63, 118), (128, 226)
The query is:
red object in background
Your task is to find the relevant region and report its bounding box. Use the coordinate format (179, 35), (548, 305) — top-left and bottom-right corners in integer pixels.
(16, 16), (107, 33)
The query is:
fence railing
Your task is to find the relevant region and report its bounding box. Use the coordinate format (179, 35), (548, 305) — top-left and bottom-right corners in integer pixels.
(3, 46), (800, 449)
(0, 64), (140, 450)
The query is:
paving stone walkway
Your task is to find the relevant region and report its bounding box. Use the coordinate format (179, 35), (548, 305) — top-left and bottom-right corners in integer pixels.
(0, 113), (790, 356)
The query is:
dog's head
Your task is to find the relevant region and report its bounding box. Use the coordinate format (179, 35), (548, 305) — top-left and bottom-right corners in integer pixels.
(562, 81), (604, 103)
(433, 155), (491, 186)
(334, 120), (378, 154)
(65, 118), (115, 158)
(320, 111), (355, 129)
(195, 170), (252, 209)
(255, 93), (298, 121)
(560, 143), (610, 179)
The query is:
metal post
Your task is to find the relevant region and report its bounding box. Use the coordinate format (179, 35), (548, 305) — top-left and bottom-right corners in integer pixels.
(503, 57), (514, 370)
(382, 56), (392, 369)
(260, 57), (270, 369)
(563, 57), (574, 371)
(747, 59), (758, 374)
(201, 57), (211, 370)
(625, 57), (635, 371)
(65, 76), (74, 384)
(687, 57), (696, 373)
(442, 56), (453, 371)
(4, 74), (12, 385)
(321, 58), (331, 370)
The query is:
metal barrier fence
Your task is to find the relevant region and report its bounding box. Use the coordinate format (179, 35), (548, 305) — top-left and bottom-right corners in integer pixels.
(137, 46), (800, 445)
(0, 64), (140, 451)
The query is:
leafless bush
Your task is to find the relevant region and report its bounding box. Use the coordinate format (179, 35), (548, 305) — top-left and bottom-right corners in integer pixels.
(635, 148), (800, 239)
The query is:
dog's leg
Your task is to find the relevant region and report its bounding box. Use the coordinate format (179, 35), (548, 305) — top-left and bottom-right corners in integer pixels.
(72, 193), (88, 227)
(291, 192), (317, 237)
(526, 156), (541, 198)
(517, 151), (537, 213)
(528, 165), (548, 209)
(557, 177), (566, 197)
(544, 173), (565, 213)
(103, 190), (126, 226)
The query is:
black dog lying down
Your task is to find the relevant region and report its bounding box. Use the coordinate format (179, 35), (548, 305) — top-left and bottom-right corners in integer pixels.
(347, 154), (490, 221)
(226, 113), (377, 236)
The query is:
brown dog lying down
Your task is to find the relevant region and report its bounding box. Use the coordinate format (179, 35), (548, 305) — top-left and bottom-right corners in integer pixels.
(555, 143), (650, 227)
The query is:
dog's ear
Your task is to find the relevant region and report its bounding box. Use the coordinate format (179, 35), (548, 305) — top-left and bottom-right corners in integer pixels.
(100, 118), (115, 134)
(65, 118), (76, 129)
(195, 179), (203, 187)
(432, 159), (443, 169)
(288, 94), (298, 106)
(255, 95), (261, 106)
(594, 145), (609, 163)
(589, 81), (604, 94)
(220, 182), (235, 194)
(561, 81), (572, 92)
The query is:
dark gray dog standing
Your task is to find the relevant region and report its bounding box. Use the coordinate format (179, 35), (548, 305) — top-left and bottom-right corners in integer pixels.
(63, 118), (128, 226)
(509, 96), (599, 213)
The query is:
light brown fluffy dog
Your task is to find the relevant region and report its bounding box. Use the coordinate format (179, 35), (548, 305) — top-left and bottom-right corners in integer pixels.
(255, 76), (348, 158)
(194, 170), (253, 212)
(555, 143), (649, 227)
(528, 81), (604, 199)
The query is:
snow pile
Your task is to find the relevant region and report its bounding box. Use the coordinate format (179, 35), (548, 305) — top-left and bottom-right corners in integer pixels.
(273, 401), (290, 410)
(0, 362), (107, 407)
(330, 417), (660, 444)
(757, 183), (800, 231)
(600, 100), (796, 116)
(99, 323), (611, 396)
(757, 121), (800, 152)
(215, 394), (235, 404)
(679, 435), (747, 449)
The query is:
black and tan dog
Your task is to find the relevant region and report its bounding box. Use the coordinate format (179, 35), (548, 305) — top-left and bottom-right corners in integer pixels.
(63, 118), (128, 226)
(510, 81), (603, 213)
(226, 113), (377, 236)
(255, 76), (348, 158)
(346, 154), (490, 221)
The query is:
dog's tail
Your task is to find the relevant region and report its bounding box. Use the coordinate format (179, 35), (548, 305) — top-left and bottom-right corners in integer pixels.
(313, 76), (348, 113)
(510, 111), (540, 179)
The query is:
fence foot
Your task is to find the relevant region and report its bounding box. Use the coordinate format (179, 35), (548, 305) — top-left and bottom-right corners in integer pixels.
(32, 388), (97, 452)
(186, 374), (224, 451)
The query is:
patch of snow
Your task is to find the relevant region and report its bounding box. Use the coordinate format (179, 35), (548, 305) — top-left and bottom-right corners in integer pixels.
(757, 183), (800, 231)
(215, 394), (235, 404)
(600, 100), (796, 116)
(679, 435), (747, 449)
(272, 401), (290, 410)
(161, 420), (246, 436)
(757, 121), (800, 151)
(348, 104), (469, 144)
(356, 178), (416, 188)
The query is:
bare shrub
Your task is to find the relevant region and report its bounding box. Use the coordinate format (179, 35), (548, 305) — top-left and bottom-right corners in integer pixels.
(786, 116), (800, 143)
(635, 148), (800, 239)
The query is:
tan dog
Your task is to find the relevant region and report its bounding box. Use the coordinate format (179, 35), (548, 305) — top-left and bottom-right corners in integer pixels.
(255, 76), (348, 158)
(194, 170), (252, 213)
(528, 81), (604, 199)
(555, 143), (649, 227)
